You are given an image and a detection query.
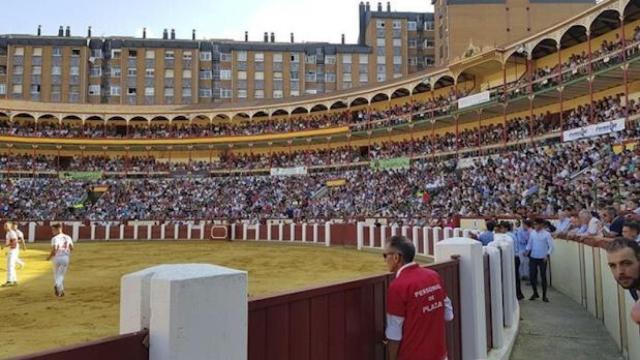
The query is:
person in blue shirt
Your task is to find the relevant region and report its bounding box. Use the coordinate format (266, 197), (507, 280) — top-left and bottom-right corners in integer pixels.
(516, 219), (532, 281)
(478, 221), (495, 246)
(500, 221), (525, 300)
(526, 218), (555, 302)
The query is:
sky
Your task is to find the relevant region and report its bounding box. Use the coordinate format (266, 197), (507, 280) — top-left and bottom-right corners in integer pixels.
(3, 0), (433, 44)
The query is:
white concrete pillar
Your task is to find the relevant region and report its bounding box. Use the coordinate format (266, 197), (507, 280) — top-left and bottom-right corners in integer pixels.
(435, 238), (487, 360)
(278, 223), (284, 241)
(230, 223), (236, 240)
(105, 224), (111, 241)
(369, 225), (375, 248)
(313, 224), (319, 243)
(267, 223), (272, 241)
(301, 223), (307, 242)
(484, 246), (505, 350)
(91, 224), (96, 241)
(444, 227), (453, 239)
(119, 224), (125, 240)
(422, 227), (430, 256)
(391, 224), (398, 237)
(148, 224), (152, 240)
(433, 227), (442, 242)
(255, 224), (260, 241)
(380, 225), (387, 249)
(187, 223), (193, 240)
(72, 223), (80, 242)
(28, 222), (36, 243)
(160, 224), (165, 240)
(174, 224), (179, 240)
(120, 264), (248, 360)
(453, 227), (462, 237)
(200, 221), (205, 240)
(324, 222), (331, 246)
(492, 235), (517, 328)
(401, 225), (409, 238)
(242, 223), (248, 241)
(290, 223), (295, 242)
(357, 222), (364, 250)
(412, 227), (419, 251)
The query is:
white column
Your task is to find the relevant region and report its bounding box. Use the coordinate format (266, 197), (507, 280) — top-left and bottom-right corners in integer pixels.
(391, 224), (398, 237)
(28, 222), (36, 243)
(119, 224), (125, 240)
(435, 238), (487, 360)
(492, 235), (517, 328)
(401, 225), (409, 238)
(160, 224), (166, 240)
(412, 227), (419, 251)
(105, 224), (110, 241)
(278, 223), (284, 241)
(187, 223), (192, 240)
(453, 228), (462, 237)
(72, 223), (80, 242)
(301, 223), (307, 243)
(422, 227), (430, 256)
(433, 227), (442, 242)
(91, 224), (96, 241)
(324, 222), (331, 246)
(444, 227), (453, 239)
(242, 223), (248, 241)
(230, 223), (236, 240)
(174, 224), (179, 240)
(120, 264), (248, 360)
(357, 222), (364, 250)
(313, 224), (319, 243)
(267, 223), (272, 241)
(484, 246), (505, 349)
(255, 224), (260, 241)
(200, 221), (205, 240)
(380, 225), (387, 249)
(148, 225), (152, 240)
(290, 223), (295, 242)
(369, 225), (375, 248)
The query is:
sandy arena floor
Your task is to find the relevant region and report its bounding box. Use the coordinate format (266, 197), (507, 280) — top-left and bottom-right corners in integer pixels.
(0, 241), (387, 358)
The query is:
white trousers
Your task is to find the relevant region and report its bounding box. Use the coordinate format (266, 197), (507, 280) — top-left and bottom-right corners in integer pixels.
(6, 250), (18, 283)
(52, 255), (69, 292)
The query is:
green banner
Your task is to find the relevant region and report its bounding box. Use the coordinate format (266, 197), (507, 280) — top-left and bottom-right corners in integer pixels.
(370, 157), (411, 171)
(59, 171), (103, 181)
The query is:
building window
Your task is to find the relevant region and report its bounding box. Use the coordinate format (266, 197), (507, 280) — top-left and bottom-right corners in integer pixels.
(146, 68), (155, 77)
(424, 39), (435, 48)
(14, 47), (24, 56)
(409, 39), (417, 48)
(0, 84), (6, 95)
(343, 73), (352, 82)
(110, 86), (121, 96)
(290, 90), (300, 97)
(183, 51), (192, 60)
(273, 90), (283, 99)
(393, 38), (402, 47)
(183, 69), (192, 78)
(128, 50), (137, 58)
(237, 51), (247, 62)
(70, 67), (80, 76)
(236, 89), (247, 98)
(273, 71), (282, 80)
(220, 69), (231, 80)
(376, 20), (385, 29)
(254, 52), (264, 62)
(182, 87), (191, 97)
(237, 71), (247, 80)
(290, 53), (300, 63)
(127, 68), (137, 77)
(127, 87), (137, 95)
(199, 88), (212, 97)
(200, 70), (212, 79)
(165, 51), (175, 60)
(377, 56), (386, 64)
(377, 73), (386, 82)
(13, 66), (23, 75)
(220, 89), (232, 98)
(425, 56), (435, 66)
(305, 72), (316, 82)
(220, 53), (232, 62)
(53, 47), (62, 57)
(393, 56), (402, 65)
(342, 54), (352, 64)
(88, 85), (101, 95)
(359, 56), (369, 64)
(12, 84), (22, 94)
(144, 87), (154, 96)
(325, 73), (336, 82)
(52, 66), (62, 76)
(255, 71), (264, 80)
(90, 66), (101, 77)
(254, 89), (264, 99)
(273, 53), (283, 63)
(111, 66), (122, 77)
(393, 20), (402, 29)
(376, 38), (385, 47)
(425, 21), (435, 31)
(408, 21), (417, 31)
(91, 49), (103, 58)
(164, 87), (174, 97)
(408, 57), (418, 66)
(30, 84), (41, 94)
(165, 69), (174, 78)
(145, 50), (155, 59)
(305, 55), (316, 64)
(33, 48), (43, 57)
(112, 49), (121, 59)
(325, 55), (336, 65)
(200, 52), (212, 61)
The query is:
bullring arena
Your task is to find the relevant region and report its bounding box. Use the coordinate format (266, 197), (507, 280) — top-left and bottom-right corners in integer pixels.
(1, 0), (640, 359)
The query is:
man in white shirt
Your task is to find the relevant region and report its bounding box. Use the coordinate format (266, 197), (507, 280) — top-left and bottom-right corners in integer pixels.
(2, 221), (19, 287)
(46, 223), (74, 297)
(12, 223), (26, 269)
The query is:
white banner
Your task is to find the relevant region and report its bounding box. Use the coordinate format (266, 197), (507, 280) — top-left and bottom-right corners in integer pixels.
(270, 166), (308, 176)
(562, 118), (625, 142)
(457, 91), (490, 109)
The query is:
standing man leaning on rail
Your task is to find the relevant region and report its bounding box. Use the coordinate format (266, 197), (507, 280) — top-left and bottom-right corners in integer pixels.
(605, 238), (640, 325)
(383, 236), (454, 360)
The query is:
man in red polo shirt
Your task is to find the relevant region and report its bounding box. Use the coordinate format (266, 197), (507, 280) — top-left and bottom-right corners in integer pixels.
(384, 236), (453, 360)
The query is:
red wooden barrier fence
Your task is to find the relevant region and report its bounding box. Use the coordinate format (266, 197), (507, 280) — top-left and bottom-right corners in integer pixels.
(10, 330), (149, 360)
(248, 259), (462, 360)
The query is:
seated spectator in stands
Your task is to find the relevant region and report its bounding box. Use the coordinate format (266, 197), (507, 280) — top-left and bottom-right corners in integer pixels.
(554, 209), (573, 235)
(526, 218), (554, 302)
(575, 210), (603, 238)
(602, 207), (625, 238)
(622, 221), (640, 243)
(477, 221), (495, 246)
(605, 238), (640, 325)
(384, 236), (453, 360)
